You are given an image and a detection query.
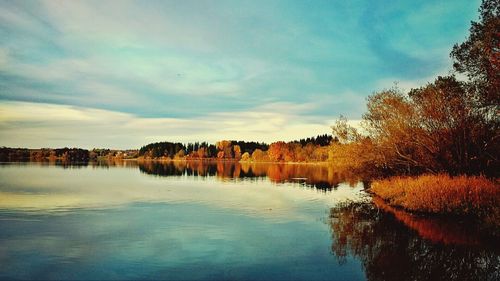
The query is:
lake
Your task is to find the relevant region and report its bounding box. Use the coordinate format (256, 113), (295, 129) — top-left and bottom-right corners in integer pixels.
(0, 161), (498, 280)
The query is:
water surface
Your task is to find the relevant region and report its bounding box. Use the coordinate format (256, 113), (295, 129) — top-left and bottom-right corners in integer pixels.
(0, 161), (498, 280)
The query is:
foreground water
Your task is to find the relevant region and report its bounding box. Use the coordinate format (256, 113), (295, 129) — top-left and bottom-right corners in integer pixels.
(0, 161), (498, 280)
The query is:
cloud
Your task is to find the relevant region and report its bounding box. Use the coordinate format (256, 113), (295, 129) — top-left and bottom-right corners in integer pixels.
(0, 101), (334, 149)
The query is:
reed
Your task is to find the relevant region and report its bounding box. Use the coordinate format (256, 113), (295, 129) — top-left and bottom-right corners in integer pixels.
(371, 174), (500, 225)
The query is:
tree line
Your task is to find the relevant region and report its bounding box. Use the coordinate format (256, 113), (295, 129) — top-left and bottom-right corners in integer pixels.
(137, 134), (334, 162)
(0, 147), (139, 162)
(0, 147), (90, 162)
(1, 134), (332, 163)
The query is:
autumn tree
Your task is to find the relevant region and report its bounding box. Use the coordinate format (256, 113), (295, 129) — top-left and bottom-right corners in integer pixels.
(268, 141), (289, 162)
(411, 76), (498, 175)
(233, 145), (242, 160)
(357, 75), (499, 176)
(331, 115), (361, 144)
(196, 146), (207, 158)
(174, 149), (186, 159)
(240, 152), (251, 161)
(216, 140), (233, 159)
(362, 87), (431, 173)
(251, 148), (269, 162)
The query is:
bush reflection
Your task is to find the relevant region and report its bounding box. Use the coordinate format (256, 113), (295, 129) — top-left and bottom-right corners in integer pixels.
(329, 201), (499, 281)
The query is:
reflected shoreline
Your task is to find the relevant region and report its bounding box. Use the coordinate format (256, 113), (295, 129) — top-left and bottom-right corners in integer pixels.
(1, 160), (369, 191)
(137, 160), (368, 191)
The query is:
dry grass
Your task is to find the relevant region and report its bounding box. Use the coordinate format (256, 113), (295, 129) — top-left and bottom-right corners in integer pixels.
(371, 174), (500, 225)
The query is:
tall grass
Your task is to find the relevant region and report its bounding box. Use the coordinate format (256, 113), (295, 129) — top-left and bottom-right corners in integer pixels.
(371, 174), (500, 225)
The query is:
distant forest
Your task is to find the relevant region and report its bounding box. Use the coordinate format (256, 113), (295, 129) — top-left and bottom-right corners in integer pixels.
(0, 134), (335, 163)
(137, 134), (333, 162)
(0, 147), (90, 162)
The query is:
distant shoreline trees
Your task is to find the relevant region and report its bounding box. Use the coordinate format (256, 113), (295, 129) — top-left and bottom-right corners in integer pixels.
(0, 134), (334, 163)
(0, 147), (91, 162)
(136, 134), (333, 162)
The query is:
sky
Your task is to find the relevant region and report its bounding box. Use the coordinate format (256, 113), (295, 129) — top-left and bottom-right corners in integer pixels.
(0, 0), (480, 149)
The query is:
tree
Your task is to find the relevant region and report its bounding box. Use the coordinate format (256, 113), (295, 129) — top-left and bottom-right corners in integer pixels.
(450, 0), (500, 106)
(408, 77), (467, 172)
(240, 152), (251, 161)
(358, 76), (499, 176)
(268, 141), (289, 162)
(216, 140), (233, 159)
(331, 115), (361, 144)
(139, 142), (186, 159)
(361, 88), (422, 173)
(233, 145), (242, 160)
(251, 148), (269, 162)
(197, 146), (207, 158)
(174, 149), (186, 159)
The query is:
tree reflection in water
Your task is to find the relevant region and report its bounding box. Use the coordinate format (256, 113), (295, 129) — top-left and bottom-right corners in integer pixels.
(137, 160), (368, 191)
(329, 200), (499, 281)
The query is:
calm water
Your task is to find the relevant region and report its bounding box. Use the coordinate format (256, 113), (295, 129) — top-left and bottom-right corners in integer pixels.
(0, 161), (498, 280)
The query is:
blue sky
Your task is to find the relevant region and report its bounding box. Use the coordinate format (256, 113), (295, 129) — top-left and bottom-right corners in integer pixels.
(0, 0), (479, 148)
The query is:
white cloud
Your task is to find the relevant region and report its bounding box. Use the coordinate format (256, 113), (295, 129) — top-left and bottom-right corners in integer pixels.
(0, 101), (334, 149)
